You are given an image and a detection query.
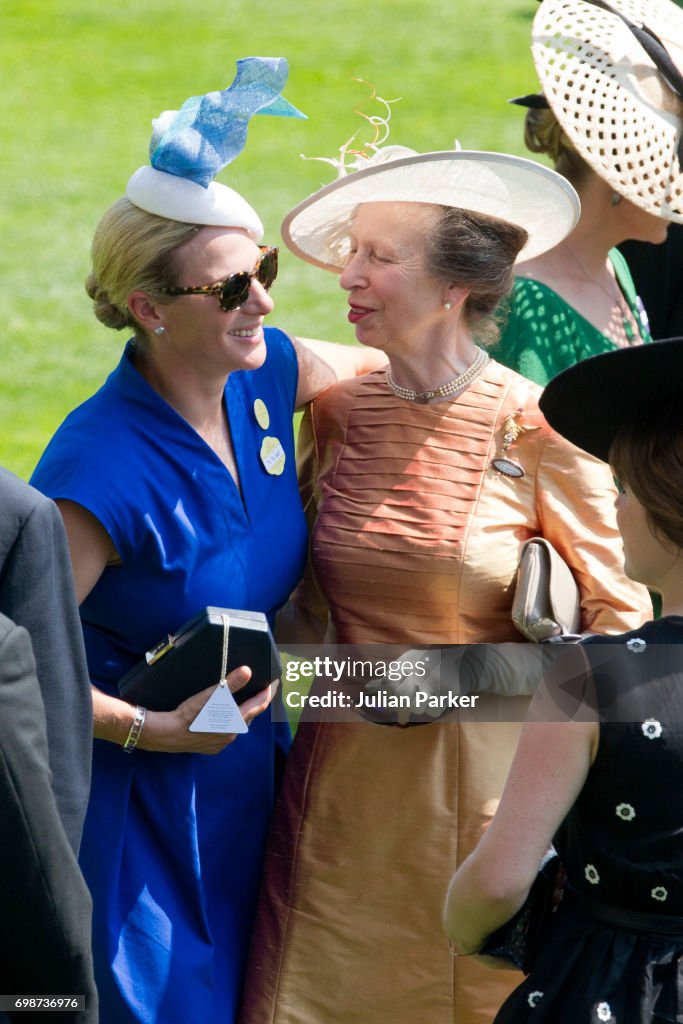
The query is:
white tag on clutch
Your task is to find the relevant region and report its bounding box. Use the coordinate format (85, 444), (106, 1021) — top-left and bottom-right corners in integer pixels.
(189, 682), (248, 734)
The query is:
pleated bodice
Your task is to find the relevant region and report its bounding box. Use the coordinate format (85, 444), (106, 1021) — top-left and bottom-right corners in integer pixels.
(299, 360), (649, 644)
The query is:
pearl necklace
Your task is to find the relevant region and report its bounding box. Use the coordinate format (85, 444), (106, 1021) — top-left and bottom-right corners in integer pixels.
(385, 346), (489, 403)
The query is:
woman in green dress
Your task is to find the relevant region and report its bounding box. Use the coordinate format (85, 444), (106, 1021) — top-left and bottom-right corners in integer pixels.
(493, 0), (683, 387)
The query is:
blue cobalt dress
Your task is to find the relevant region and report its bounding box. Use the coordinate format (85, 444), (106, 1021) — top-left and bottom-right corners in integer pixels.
(31, 329), (308, 1024)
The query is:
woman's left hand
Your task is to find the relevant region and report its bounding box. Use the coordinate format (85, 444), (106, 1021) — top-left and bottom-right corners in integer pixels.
(138, 668), (278, 754)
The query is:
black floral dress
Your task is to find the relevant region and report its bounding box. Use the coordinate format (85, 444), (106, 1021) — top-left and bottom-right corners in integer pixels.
(494, 617), (683, 1024)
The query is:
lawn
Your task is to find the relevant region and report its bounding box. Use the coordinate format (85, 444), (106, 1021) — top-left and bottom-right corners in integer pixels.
(3, 0), (541, 479)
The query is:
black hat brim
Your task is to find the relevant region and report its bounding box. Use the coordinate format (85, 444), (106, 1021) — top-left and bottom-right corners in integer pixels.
(539, 337), (683, 463)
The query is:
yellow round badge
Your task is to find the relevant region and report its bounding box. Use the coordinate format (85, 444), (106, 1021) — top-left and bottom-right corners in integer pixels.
(253, 398), (270, 430)
(260, 436), (286, 476)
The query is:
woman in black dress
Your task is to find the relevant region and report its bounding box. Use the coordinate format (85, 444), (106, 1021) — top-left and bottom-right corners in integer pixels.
(444, 337), (683, 1023)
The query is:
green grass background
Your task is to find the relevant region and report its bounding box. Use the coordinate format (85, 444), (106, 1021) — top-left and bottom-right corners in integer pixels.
(2, 0), (546, 480)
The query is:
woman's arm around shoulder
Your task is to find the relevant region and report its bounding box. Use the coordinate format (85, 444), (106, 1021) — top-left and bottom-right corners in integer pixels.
(292, 336), (387, 408)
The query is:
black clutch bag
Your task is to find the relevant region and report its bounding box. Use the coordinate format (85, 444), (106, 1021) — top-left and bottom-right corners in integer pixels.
(479, 855), (564, 973)
(118, 607), (281, 711)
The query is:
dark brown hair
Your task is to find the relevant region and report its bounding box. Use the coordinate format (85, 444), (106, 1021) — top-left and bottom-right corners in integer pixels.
(610, 397), (683, 550)
(425, 206), (529, 346)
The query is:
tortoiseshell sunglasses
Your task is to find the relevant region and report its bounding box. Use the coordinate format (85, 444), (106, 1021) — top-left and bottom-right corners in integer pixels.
(163, 246), (278, 312)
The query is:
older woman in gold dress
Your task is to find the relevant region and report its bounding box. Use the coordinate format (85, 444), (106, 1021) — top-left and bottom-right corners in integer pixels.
(239, 146), (651, 1024)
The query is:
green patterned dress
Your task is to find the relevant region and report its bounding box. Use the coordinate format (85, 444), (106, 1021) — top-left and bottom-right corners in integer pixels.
(493, 249), (651, 387)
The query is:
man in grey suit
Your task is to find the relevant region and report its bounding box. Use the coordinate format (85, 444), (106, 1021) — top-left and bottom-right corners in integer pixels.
(0, 467), (92, 853)
(0, 612), (97, 1021)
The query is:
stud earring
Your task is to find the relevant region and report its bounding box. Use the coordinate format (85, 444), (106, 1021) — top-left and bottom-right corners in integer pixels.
(610, 191), (622, 207)
(154, 325), (166, 335)
(443, 301), (453, 311)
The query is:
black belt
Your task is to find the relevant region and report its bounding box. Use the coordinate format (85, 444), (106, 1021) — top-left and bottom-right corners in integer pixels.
(565, 886), (683, 936)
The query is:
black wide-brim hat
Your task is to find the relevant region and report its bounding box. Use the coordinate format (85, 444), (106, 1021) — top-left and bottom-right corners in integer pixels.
(539, 337), (683, 463)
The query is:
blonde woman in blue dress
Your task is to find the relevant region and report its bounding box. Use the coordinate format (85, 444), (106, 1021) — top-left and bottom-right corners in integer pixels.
(31, 58), (384, 1024)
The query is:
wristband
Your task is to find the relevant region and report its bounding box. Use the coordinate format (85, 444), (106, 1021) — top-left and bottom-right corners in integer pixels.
(123, 705), (147, 753)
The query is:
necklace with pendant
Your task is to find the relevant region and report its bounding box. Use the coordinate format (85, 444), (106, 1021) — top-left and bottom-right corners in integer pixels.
(563, 243), (636, 344)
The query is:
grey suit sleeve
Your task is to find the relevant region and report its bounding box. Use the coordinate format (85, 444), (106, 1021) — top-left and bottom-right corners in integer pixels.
(0, 477), (92, 853)
(0, 618), (97, 1023)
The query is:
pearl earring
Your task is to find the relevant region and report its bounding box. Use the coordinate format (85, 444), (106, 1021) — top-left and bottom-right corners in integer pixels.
(443, 301), (453, 311)
(154, 325), (166, 335)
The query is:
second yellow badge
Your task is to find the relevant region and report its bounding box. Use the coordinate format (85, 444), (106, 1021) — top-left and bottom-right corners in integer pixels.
(260, 436), (286, 476)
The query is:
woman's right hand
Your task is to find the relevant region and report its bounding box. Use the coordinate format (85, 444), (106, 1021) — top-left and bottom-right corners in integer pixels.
(136, 666), (277, 755)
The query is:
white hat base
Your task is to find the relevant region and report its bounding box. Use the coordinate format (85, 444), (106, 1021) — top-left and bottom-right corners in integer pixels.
(126, 166), (264, 240)
(282, 150), (580, 272)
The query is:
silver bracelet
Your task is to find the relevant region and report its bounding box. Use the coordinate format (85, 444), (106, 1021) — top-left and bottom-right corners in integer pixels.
(123, 705), (147, 753)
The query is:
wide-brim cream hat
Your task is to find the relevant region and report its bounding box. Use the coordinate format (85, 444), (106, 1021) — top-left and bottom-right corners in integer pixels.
(532, 0), (683, 221)
(282, 149), (580, 272)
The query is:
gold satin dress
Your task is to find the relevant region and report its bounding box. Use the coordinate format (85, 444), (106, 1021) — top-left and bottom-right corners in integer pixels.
(240, 361), (650, 1024)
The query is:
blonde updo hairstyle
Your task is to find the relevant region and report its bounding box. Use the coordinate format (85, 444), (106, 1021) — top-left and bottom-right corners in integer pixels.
(86, 198), (200, 342)
(523, 103), (593, 192)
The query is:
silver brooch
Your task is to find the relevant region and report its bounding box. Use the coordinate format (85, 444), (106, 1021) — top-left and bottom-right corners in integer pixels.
(626, 638), (647, 654)
(491, 457), (524, 478)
